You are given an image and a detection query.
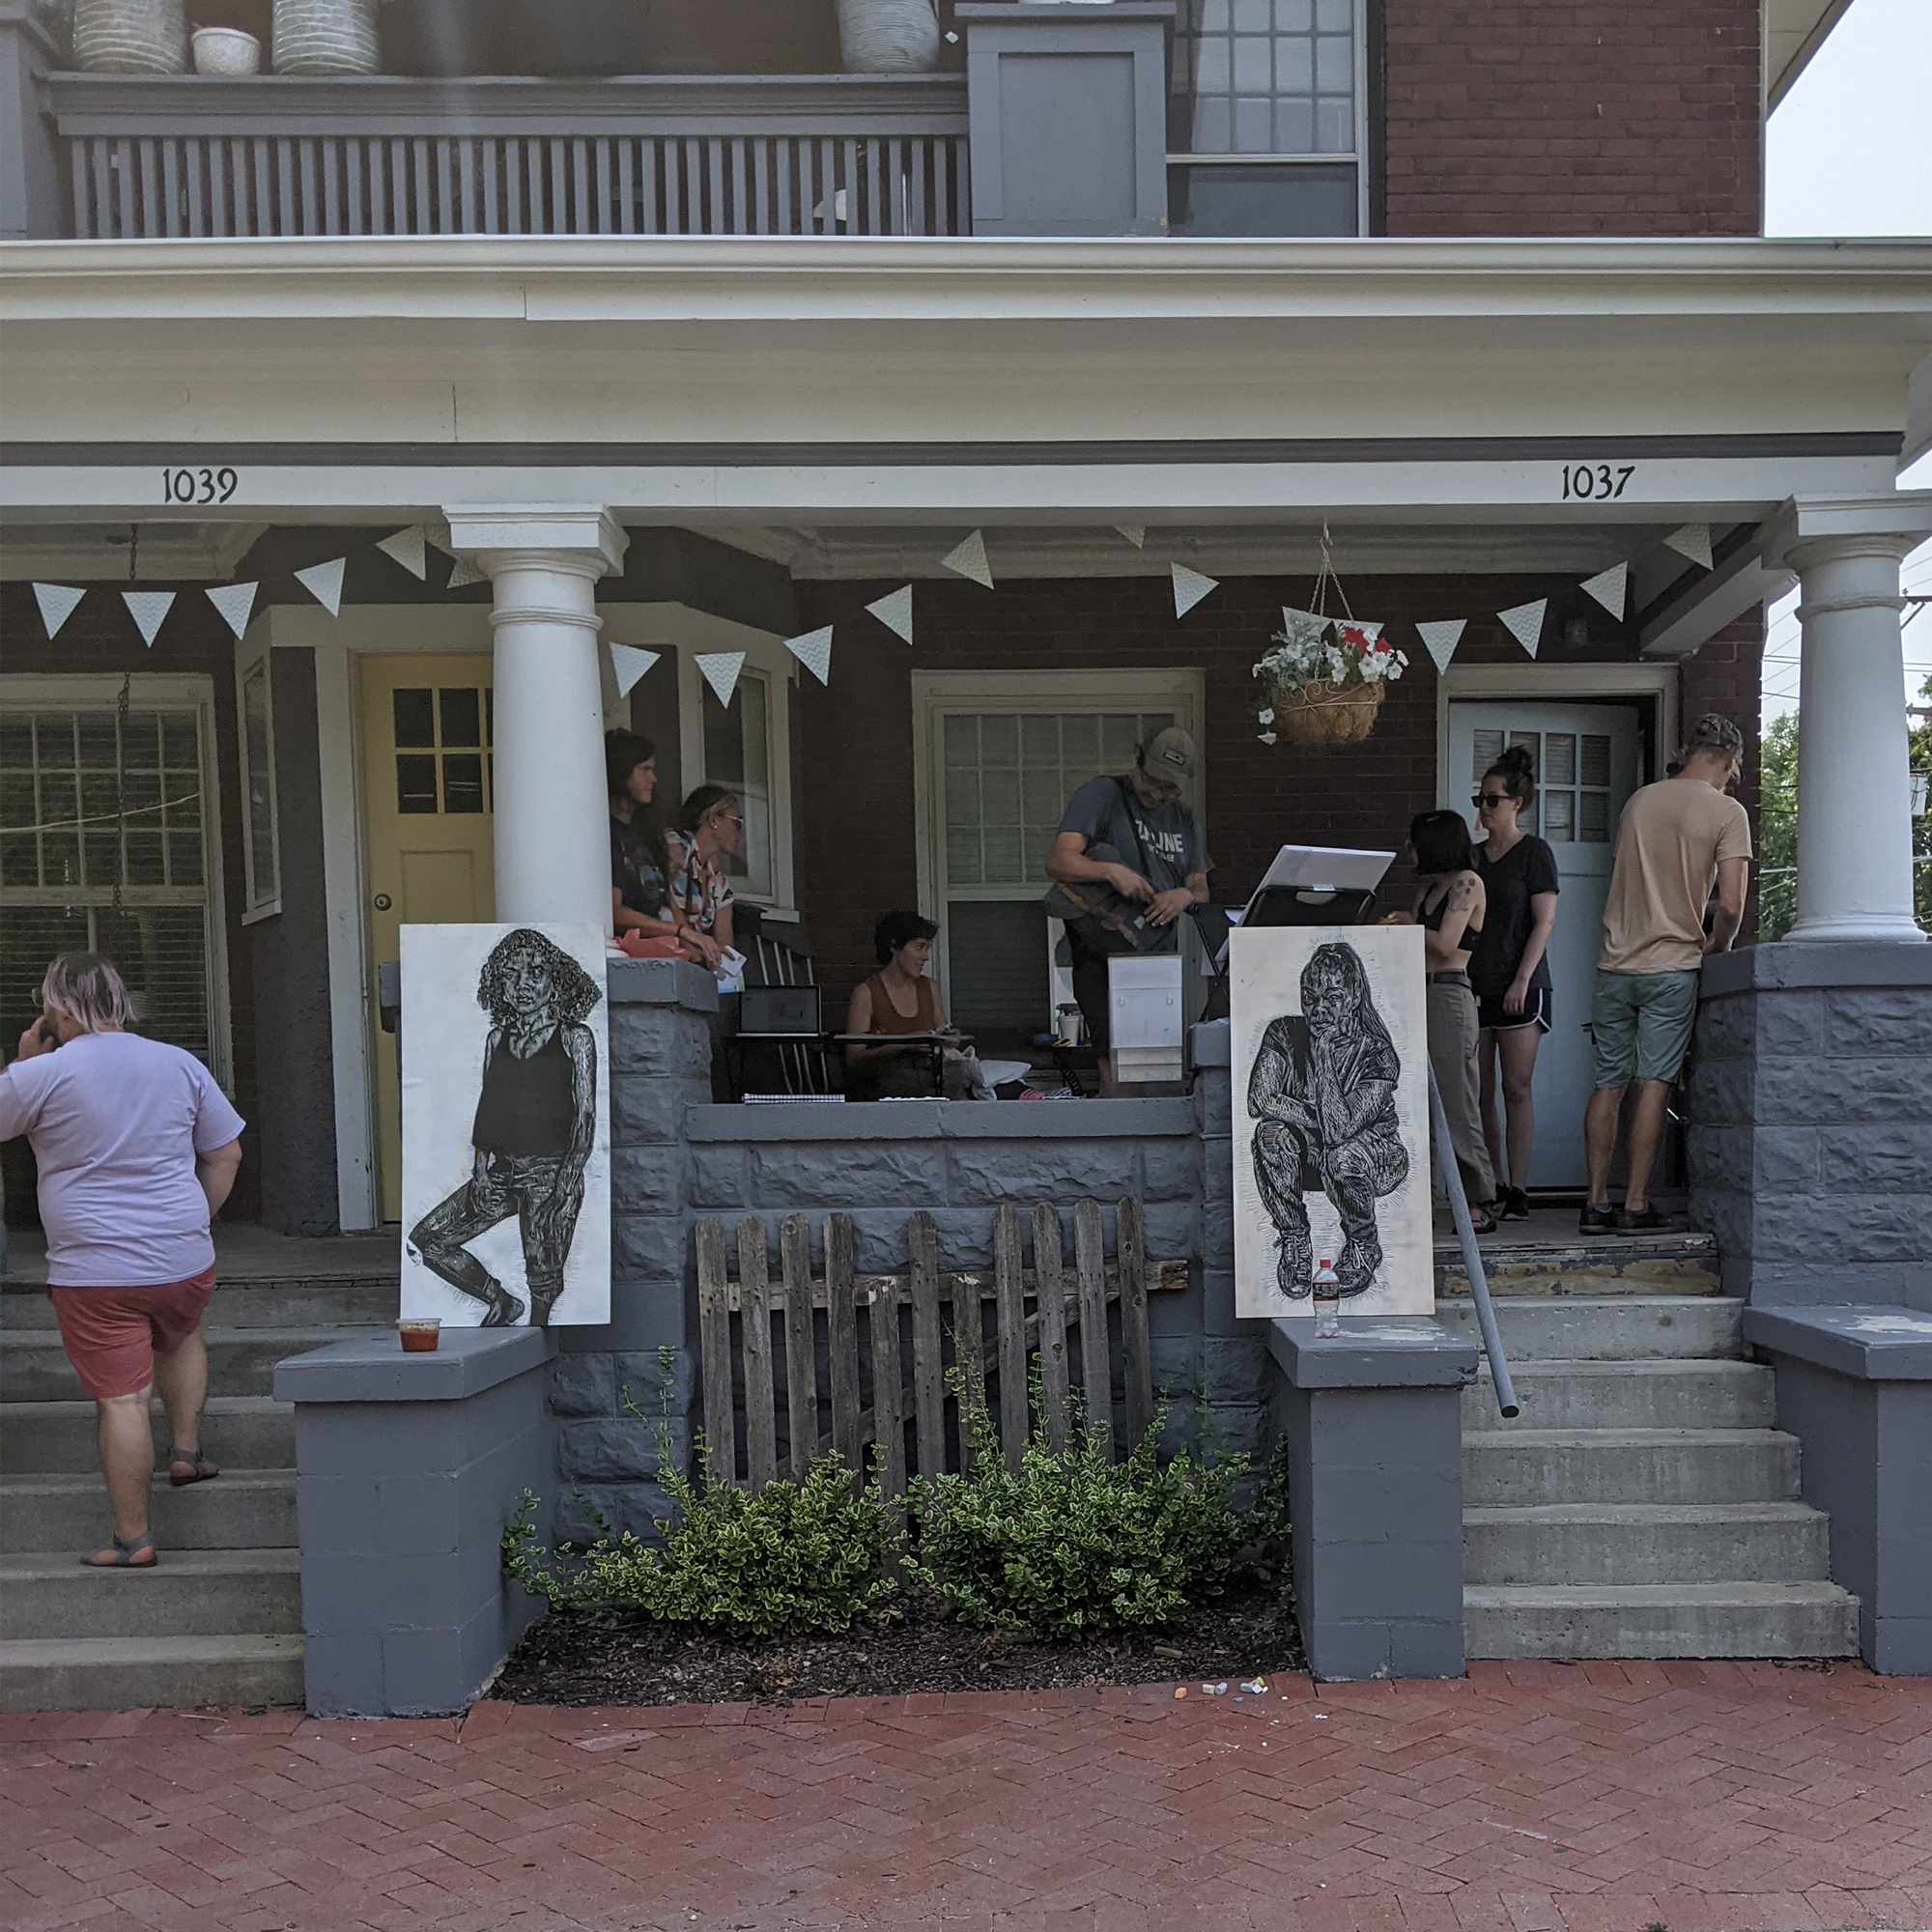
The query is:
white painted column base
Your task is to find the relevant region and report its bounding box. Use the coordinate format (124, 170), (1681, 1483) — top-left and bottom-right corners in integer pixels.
(442, 505), (628, 933)
(1766, 497), (1932, 948)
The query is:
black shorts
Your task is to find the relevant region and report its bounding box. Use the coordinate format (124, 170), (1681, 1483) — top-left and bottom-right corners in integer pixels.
(1477, 984), (1551, 1034)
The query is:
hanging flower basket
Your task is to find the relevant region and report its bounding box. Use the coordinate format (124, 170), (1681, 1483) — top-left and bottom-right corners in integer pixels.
(1253, 604), (1407, 751)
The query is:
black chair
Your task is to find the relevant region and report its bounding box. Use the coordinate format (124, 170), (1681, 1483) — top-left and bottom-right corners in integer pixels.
(724, 910), (840, 1099)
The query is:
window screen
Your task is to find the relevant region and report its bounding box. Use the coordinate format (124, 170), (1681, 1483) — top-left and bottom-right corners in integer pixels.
(699, 670), (774, 900)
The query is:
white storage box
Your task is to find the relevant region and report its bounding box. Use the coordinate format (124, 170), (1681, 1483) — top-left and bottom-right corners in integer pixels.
(1108, 954), (1183, 1051)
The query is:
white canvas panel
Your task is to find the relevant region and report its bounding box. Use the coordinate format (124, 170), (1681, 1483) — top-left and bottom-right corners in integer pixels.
(400, 923), (611, 1328)
(1230, 924), (1434, 1321)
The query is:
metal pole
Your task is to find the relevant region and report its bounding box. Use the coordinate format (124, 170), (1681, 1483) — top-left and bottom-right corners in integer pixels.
(1427, 1064), (1519, 1418)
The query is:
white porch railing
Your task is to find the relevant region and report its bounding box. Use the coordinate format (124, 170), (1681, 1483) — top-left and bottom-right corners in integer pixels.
(47, 73), (972, 240)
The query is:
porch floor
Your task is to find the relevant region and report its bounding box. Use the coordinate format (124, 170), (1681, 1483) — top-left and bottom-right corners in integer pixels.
(1, 1225), (397, 1288)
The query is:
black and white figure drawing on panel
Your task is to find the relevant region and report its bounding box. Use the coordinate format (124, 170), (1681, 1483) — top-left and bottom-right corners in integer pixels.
(1231, 925), (1434, 1320)
(401, 923), (611, 1328)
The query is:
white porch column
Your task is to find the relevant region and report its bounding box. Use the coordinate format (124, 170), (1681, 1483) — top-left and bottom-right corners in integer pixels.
(1765, 496), (1932, 946)
(442, 504), (628, 931)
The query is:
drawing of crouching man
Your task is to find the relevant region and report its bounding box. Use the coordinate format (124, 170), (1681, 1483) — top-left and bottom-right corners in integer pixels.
(1248, 944), (1409, 1299)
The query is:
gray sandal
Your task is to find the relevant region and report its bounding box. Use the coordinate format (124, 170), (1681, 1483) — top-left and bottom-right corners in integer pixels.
(168, 1447), (219, 1488)
(85, 1532), (157, 1568)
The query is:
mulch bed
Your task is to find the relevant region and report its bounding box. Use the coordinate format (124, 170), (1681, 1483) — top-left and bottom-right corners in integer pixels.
(491, 1582), (1307, 1707)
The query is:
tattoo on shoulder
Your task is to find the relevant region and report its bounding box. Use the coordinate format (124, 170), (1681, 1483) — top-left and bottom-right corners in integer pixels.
(1449, 877), (1477, 909)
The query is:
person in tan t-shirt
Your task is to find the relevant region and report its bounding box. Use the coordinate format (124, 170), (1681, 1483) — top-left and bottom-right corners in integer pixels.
(1581, 716), (1751, 1236)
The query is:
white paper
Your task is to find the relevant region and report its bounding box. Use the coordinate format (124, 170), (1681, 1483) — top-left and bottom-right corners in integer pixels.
(294, 556), (347, 616)
(939, 529), (994, 589)
(867, 584), (915, 644)
(783, 625), (835, 685)
(609, 643), (661, 698)
(695, 650), (746, 708)
(1172, 564), (1219, 618)
(205, 581), (259, 641)
(1231, 925), (1434, 1321)
(121, 590), (175, 647)
(376, 526), (429, 581)
(400, 923), (611, 1328)
(1578, 561), (1628, 619)
(1496, 598), (1547, 658)
(1415, 618), (1465, 673)
(32, 583), (85, 639)
(715, 946), (748, 994)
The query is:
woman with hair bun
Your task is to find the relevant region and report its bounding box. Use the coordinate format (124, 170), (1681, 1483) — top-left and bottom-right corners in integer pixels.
(1470, 745), (1560, 1219)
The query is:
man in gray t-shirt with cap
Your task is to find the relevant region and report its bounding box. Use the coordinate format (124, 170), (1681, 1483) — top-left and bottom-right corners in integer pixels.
(1046, 726), (1210, 1055)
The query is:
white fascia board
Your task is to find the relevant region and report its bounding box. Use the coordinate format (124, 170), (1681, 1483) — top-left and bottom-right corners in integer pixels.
(4, 235), (1932, 327)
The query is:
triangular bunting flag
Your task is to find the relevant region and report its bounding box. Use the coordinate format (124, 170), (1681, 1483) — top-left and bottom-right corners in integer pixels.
(444, 554), (488, 590)
(866, 585), (915, 644)
(939, 529), (994, 590)
(783, 625), (835, 686)
(204, 581), (259, 640)
(1172, 564), (1219, 618)
(1415, 619), (1465, 675)
(1115, 525), (1146, 550)
(695, 651), (746, 710)
(294, 557), (347, 617)
(608, 643), (661, 699)
(1278, 606), (1329, 653)
(1578, 561), (1628, 620)
(1662, 524), (1713, 572)
(122, 589), (175, 647)
(376, 525), (429, 581)
(1496, 598), (1547, 658)
(33, 583), (86, 639)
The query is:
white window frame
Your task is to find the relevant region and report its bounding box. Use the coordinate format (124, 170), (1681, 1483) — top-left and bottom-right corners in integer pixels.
(0, 670), (235, 1091)
(673, 626), (798, 921)
(911, 667), (1208, 1013)
(1166, 0), (1372, 236)
(233, 631), (282, 923)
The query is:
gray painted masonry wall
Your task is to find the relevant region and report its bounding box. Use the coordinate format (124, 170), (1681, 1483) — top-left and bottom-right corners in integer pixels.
(1689, 941), (1932, 1674)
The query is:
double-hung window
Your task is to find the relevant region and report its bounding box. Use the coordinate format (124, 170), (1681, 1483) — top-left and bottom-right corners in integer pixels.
(1169, 0), (1366, 236)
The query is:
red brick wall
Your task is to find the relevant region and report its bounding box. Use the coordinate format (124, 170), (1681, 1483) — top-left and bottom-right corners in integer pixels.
(792, 574), (1765, 1004)
(1678, 608), (1766, 940)
(1380, 0), (1762, 237)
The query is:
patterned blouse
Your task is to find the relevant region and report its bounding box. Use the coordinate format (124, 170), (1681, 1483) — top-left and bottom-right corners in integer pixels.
(666, 830), (735, 934)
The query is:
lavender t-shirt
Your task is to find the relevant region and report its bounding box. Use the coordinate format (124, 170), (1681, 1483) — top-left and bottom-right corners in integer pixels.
(0, 1032), (244, 1287)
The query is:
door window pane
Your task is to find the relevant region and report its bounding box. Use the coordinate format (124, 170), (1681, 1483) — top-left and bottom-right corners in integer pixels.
(698, 670), (774, 899)
(439, 687), (481, 748)
(392, 688), (435, 748)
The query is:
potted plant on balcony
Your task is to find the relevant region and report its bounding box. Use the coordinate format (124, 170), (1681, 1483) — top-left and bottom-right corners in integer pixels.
(71, 0), (188, 72)
(836, 0), (938, 73)
(271, 0), (385, 73)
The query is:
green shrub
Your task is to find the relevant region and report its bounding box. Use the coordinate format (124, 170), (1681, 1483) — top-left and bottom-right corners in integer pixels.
(907, 1379), (1249, 1641)
(502, 1364), (897, 1639)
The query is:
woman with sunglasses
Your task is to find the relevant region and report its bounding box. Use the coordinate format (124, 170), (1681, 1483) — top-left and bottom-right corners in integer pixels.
(1469, 747), (1560, 1220)
(666, 784), (742, 971)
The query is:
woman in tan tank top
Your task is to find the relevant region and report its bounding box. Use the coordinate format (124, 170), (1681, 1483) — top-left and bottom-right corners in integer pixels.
(846, 911), (951, 1099)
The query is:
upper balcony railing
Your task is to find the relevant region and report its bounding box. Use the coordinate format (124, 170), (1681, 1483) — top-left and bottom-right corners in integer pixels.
(51, 73), (972, 240)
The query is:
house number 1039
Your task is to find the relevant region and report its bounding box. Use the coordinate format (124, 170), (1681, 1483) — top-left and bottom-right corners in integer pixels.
(161, 467), (240, 504)
(1560, 463), (1636, 500)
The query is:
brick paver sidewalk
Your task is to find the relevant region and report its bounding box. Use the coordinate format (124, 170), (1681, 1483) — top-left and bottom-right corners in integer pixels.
(4, 1662), (1930, 1932)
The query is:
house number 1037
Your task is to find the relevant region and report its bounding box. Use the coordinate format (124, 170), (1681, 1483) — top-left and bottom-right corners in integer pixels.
(1560, 463), (1636, 500)
(161, 467), (239, 504)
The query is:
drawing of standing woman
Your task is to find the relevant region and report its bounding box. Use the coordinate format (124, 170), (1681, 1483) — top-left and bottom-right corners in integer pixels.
(408, 928), (601, 1327)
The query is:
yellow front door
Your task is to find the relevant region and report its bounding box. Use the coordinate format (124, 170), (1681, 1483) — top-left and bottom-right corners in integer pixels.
(359, 653), (496, 1221)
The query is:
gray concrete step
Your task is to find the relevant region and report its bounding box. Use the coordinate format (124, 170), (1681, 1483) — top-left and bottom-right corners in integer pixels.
(0, 1396), (294, 1474)
(0, 1548), (300, 1641)
(1, 1277), (396, 1331)
(0, 1634), (304, 1713)
(1463, 1428), (1802, 1506)
(1435, 1295), (1744, 1362)
(1464, 1581), (1861, 1660)
(1461, 1358), (1775, 1432)
(1, 1327), (370, 1403)
(0, 1470), (296, 1553)
(1463, 1501), (1833, 1587)
(1437, 1231), (1719, 1299)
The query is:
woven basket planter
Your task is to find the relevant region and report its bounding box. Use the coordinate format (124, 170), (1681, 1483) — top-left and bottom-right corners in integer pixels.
(1269, 679), (1386, 748)
(272, 0), (380, 74)
(72, 0), (186, 73)
(836, 0), (939, 73)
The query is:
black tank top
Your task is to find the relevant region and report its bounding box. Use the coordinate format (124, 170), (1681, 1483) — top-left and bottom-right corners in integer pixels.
(472, 1026), (575, 1157)
(1422, 881), (1483, 943)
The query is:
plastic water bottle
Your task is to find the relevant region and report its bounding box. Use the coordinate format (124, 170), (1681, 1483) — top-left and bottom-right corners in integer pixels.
(1314, 1256), (1341, 1338)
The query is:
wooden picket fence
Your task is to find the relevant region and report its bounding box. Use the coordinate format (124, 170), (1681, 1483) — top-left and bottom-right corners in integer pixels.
(694, 1200), (1184, 1497)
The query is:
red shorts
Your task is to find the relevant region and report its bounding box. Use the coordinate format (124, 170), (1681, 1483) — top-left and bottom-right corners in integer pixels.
(48, 1267), (216, 1401)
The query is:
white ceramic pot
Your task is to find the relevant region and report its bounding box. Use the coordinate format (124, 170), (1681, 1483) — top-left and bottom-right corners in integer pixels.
(272, 0), (380, 74)
(836, 0), (940, 74)
(72, 0), (187, 72)
(192, 26), (262, 72)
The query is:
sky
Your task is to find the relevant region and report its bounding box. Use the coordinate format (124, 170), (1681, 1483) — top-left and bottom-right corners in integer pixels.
(1761, 0), (1932, 724)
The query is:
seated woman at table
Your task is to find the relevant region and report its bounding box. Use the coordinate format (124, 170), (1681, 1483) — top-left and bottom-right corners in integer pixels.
(845, 911), (951, 1100)
(666, 783), (740, 972)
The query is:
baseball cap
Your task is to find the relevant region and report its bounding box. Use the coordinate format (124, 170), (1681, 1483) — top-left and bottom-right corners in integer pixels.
(1141, 726), (1197, 780)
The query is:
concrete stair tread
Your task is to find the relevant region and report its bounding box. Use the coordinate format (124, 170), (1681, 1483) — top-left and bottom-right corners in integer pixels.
(2, 1323), (375, 1347)
(0, 1547), (299, 1580)
(1463, 1426), (1795, 1447)
(1473, 1358), (1765, 1378)
(1464, 1500), (1826, 1525)
(0, 1632), (303, 1666)
(0, 1633), (305, 1712)
(1, 1467), (292, 1494)
(1466, 1581), (1856, 1609)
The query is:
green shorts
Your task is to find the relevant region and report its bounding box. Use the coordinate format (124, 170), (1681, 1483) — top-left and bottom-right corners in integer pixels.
(1591, 968), (1700, 1088)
